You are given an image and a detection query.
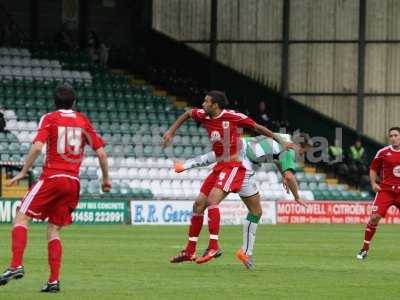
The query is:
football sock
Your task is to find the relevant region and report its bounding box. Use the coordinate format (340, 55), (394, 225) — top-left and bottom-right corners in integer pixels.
(10, 225), (28, 268)
(242, 213), (260, 256)
(185, 213), (204, 254)
(363, 222), (377, 251)
(207, 205), (220, 250)
(48, 238), (62, 283)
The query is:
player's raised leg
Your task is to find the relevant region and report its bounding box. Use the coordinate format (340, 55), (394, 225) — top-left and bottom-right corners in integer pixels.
(236, 192), (262, 270)
(170, 193), (207, 263)
(196, 187), (227, 264)
(41, 223), (63, 293)
(196, 165), (247, 264)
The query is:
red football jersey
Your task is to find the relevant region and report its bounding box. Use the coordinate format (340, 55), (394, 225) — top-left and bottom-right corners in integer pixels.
(370, 145), (400, 190)
(191, 108), (256, 159)
(33, 109), (105, 178)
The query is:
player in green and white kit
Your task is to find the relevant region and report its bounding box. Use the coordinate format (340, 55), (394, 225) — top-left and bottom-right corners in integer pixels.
(171, 133), (311, 269)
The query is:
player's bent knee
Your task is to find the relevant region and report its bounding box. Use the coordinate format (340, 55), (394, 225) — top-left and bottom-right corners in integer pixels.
(193, 201), (206, 214)
(13, 211), (31, 226)
(370, 214), (382, 225)
(47, 223), (62, 240)
(251, 209), (262, 218)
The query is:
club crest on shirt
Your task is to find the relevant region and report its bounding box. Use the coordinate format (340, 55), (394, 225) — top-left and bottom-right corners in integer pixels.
(210, 130), (221, 142)
(393, 165), (400, 177)
(222, 121), (230, 129)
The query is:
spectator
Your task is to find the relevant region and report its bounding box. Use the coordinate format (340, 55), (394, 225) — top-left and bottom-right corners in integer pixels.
(328, 139), (349, 178)
(348, 138), (367, 175)
(55, 23), (78, 51)
(252, 101), (272, 128)
(87, 30), (100, 63)
(87, 31), (109, 66)
(99, 42), (109, 67)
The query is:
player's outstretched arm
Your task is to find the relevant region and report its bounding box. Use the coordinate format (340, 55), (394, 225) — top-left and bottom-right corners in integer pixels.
(162, 110), (191, 147)
(175, 151), (216, 173)
(96, 147), (111, 192)
(7, 141), (44, 186)
(282, 170), (307, 207)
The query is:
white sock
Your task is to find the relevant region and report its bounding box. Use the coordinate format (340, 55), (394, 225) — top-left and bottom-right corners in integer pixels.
(242, 215), (259, 256)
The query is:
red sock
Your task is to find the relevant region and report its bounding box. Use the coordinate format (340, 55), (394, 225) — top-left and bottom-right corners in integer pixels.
(207, 206), (220, 250)
(10, 225), (28, 268)
(185, 213), (204, 255)
(363, 222), (377, 251)
(48, 238), (63, 283)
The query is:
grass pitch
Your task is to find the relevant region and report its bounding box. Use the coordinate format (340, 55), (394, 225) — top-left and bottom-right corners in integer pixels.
(0, 224), (400, 300)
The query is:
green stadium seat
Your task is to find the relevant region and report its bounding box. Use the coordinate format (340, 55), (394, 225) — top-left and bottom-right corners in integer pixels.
(173, 146), (184, 157)
(193, 146), (203, 156)
(134, 145), (144, 157)
(330, 190), (342, 200)
(139, 123), (150, 132)
(318, 182), (328, 190)
(120, 122), (130, 133)
(8, 143), (20, 154)
(127, 102), (136, 110)
(183, 146), (193, 158)
(321, 190), (333, 200)
(305, 173), (317, 182)
(131, 187), (142, 198)
(98, 112), (108, 121)
(143, 145), (153, 157)
(312, 190), (323, 200)
(1, 153), (10, 161)
(142, 188), (153, 199)
(7, 133), (18, 142)
(110, 133), (121, 144)
(141, 134), (151, 145)
(106, 101), (116, 110)
(85, 89), (95, 99)
(299, 182), (309, 190)
(295, 172), (305, 182)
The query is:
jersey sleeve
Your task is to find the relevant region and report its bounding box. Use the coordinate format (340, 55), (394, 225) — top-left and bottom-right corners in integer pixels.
(234, 112), (256, 129)
(370, 150), (383, 172)
(84, 119), (105, 151)
(191, 108), (206, 122)
(278, 149), (296, 173)
(184, 151), (216, 169)
(33, 114), (51, 143)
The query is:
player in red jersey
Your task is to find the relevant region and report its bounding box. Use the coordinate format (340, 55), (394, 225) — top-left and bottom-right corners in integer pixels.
(0, 84), (111, 292)
(163, 91), (290, 264)
(357, 127), (400, 260)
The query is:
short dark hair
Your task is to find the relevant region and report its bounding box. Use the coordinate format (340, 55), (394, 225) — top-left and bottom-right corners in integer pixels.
(389, 127), (400, 134)
(54, 83), (75, 109)
(206, 90), (229, 109)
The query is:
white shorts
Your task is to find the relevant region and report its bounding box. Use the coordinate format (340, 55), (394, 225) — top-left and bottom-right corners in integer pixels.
(238, 170), (259, 198)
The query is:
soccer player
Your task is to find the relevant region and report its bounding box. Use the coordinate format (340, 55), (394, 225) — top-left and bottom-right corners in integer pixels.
(0, 84), (111, 292)
(170, 134), (310, 269)
(163, 90), (291, 264)
(357, 127), (400, 260)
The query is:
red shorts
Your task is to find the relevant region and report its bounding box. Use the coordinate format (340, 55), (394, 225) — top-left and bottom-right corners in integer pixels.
(19, 175), (80, 226)
(200, 162), (246, 196)
(372, 190), (400, 217)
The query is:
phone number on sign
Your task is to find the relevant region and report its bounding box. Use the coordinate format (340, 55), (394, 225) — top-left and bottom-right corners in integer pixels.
(72, 211), (125, 223)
